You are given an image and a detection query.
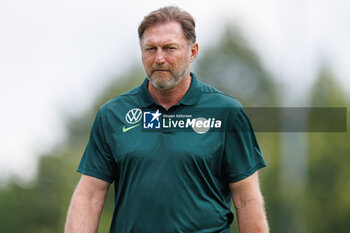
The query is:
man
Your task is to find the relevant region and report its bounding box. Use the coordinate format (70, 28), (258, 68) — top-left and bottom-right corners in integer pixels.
(65, 6), (269, 233)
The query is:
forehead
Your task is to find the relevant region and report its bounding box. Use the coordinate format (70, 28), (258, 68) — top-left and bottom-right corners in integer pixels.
(141, 22), (187, 46)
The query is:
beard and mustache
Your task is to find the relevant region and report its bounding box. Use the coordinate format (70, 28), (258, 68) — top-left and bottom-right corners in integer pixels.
(146, 54), (191, 90)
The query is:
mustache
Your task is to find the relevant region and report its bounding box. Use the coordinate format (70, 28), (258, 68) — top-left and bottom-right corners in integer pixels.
(152, 66), (171, 72)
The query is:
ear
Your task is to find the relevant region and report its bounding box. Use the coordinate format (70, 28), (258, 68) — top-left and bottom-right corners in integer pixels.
(189, 43), (199, 63)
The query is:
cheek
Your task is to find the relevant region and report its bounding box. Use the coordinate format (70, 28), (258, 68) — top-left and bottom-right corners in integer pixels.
(142, 56), (153, 67)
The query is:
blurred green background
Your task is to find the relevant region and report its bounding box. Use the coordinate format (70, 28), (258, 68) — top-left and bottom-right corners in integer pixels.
(1, 25), (349, 233)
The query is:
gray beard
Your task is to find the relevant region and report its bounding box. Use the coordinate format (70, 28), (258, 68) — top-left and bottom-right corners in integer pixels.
(149, 73), (181, 90)
(148, 65), (190, 90)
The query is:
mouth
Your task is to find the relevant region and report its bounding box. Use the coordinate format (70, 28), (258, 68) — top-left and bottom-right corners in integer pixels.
(153, 70), (169, 72)
(152, 70), (171, 75)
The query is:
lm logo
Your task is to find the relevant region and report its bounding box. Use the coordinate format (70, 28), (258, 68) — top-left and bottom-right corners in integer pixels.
(143, 110), (162, 129)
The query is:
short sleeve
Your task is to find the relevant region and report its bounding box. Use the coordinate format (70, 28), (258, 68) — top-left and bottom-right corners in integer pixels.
(77, 110), (116, 183)
(223, 108), (266, 183)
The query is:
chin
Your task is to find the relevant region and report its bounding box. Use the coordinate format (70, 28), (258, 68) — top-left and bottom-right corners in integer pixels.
(149, 74), (170, 88)
(152, 71), (170, 80)
(150, 79), (175, 90)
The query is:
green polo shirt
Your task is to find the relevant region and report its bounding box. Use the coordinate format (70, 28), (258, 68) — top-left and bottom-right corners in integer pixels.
(77, 73), (266, 233)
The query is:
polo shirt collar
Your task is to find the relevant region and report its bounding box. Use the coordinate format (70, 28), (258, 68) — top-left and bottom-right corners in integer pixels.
(139, 72), (202, 108)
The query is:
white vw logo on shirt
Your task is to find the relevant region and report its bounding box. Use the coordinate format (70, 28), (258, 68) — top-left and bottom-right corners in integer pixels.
(125, 108), (142, 124)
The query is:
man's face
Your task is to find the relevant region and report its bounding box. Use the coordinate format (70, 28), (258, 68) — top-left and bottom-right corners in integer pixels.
(141, 22), (196, 90)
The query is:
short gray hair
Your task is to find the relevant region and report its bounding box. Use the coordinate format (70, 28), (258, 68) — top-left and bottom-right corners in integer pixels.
(138, 6), (196, 44)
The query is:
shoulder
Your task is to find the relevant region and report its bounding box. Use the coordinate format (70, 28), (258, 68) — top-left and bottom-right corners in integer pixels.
(198, 79), (243, 108)
(195, 79), (245, 124)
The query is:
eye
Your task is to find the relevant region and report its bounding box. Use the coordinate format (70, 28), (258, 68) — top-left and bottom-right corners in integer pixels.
(165, 47), (176, 51)
(145, 47), (155, 51)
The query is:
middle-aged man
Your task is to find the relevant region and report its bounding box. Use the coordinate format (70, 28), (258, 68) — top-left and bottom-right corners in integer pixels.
(65, 6), (269, 233)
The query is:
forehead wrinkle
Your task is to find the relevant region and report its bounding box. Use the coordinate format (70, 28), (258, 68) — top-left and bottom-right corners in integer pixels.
(144, 39), (180, 48)
(141, 22), (187, 47)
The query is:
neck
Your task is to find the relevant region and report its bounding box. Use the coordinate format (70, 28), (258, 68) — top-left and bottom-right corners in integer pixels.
(148, 73), (192, 110)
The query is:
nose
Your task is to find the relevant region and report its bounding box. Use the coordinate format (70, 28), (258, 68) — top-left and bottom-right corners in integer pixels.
(155, 50), (165, 64)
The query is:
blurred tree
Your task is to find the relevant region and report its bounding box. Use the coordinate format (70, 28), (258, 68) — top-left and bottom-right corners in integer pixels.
(305, 64), (350, 233)
(195, 25), (278, 107)
(0, 67), (145, 233)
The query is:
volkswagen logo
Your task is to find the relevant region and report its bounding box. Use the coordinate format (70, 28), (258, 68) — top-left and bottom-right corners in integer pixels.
(125, 108), (142, 124)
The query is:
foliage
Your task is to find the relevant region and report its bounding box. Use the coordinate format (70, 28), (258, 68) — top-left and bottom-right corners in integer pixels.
(304, 65), (350, 233)
(0, 68), (145, 233)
